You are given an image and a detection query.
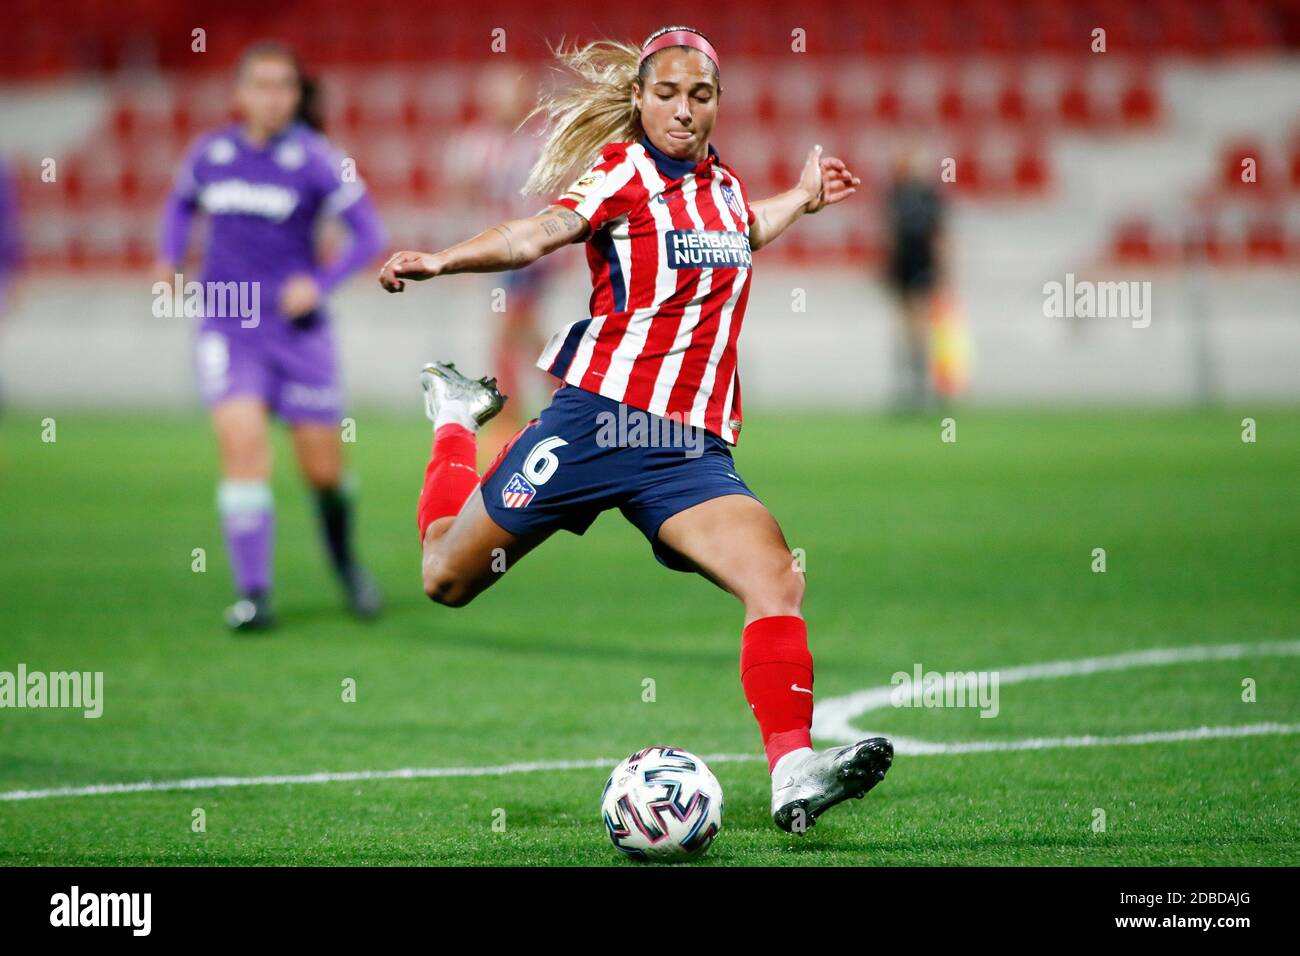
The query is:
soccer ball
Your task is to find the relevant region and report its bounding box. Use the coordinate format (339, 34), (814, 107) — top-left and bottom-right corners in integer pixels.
(601, 746), (724, 862)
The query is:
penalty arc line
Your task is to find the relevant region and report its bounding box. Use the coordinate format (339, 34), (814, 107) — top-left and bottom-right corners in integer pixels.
(813, 639), (1300, 744)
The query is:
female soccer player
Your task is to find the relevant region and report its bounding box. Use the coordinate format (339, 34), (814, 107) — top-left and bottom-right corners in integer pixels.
(159, 42), (386, 631)
(380, 26), (892, 832)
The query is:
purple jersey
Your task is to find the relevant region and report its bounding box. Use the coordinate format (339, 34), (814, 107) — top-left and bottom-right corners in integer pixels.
(0, 161), (21, 315)
(159, 122), (385, 421)
(159, 121), (385, 332)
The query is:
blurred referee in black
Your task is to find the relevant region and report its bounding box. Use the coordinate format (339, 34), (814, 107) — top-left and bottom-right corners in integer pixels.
(882, 143), (946, 410)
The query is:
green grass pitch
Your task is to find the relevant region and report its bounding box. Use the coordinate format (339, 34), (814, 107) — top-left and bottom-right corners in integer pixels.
(1, 407), (1297, 865)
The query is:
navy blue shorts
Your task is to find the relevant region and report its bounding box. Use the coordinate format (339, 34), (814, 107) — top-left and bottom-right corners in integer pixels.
(479, 384), (760, 572)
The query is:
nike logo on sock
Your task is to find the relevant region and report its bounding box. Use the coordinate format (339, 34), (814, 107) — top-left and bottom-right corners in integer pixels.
(791, 683), (813, 695)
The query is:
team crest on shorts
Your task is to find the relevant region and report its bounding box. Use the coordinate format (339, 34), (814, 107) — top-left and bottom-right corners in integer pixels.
(501, 472), (537, 508)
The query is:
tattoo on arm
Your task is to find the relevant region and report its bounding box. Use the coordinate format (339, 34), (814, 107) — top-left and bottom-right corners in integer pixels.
(492, 224), (518, 265)
(544, 207), (586, 241)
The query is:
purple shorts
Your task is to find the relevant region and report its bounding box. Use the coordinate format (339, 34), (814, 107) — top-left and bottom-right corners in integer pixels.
(194, 320), (344, 424)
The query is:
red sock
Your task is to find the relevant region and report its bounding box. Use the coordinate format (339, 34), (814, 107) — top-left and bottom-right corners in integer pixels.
(740, 615), (814, 772)
(417, 423), (480, 542)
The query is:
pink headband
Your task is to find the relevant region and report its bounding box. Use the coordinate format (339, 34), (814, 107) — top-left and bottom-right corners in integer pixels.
(639, 30), (720, 71)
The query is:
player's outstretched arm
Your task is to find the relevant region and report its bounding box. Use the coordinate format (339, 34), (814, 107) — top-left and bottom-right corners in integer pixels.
(748, 145), (860, 252)
(378, 205), (588, 293)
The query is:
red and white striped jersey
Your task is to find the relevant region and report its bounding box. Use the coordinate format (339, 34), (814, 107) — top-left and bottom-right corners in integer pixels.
(538, 134), (757, 444)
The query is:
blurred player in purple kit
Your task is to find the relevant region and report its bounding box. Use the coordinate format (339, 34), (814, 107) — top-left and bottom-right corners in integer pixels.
(0, 160), (20, 318)
(0, 159), (19, 416)
(0, 158), (22, 416)
(0, 158), (22, 412)
(157, 42), (386, 631)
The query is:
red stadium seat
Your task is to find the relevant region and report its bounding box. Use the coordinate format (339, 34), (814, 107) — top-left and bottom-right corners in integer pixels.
(1221, 0), (1276, 52)
(1157, 0), (1200, 54)
(997, 74), (1031, 126)
(874, 84), (903, 125)
(1013, 144), (1050, 193)
(1245, 216), (1287, 263)
(1120, 73), (1159, 126)
(973, 0), (1015, 53)
(1112, 218), (1158, 264)
(918, 0), (959, 55)
(952, 144), (986, 195)
(1058, 74), (1092, 128)
(1028, 0), (1073, 55)
(936, 77), (968, 126)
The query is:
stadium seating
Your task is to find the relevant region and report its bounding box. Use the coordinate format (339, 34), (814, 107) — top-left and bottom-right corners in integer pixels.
(1108, 130), (1300, 267)
(5, 0), (1299, 270)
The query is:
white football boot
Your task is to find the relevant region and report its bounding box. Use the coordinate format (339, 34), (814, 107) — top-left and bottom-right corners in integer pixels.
(420, 361), (507, 429)
(770, 737), (893, 833)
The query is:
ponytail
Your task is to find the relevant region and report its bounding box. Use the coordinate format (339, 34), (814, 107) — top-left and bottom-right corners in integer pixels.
(295, 72), (324, 132)
(518, 37), (643, 197)
(519, 26), (721, 198)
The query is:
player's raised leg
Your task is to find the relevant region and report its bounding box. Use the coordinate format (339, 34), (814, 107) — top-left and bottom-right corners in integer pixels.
(211, 395), (277, 631)
(415, 361), (554, 607)
(656, 494), (893, 833)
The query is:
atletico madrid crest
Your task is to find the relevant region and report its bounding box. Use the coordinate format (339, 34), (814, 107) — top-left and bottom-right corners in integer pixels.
(720, 184), (745, 222)
(501, 472), (536, 508)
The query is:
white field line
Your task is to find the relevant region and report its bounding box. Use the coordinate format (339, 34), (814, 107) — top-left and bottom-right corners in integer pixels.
(0, 755), (760, 803)
(813, 639), (1300, 743)
(874, 722), (1300, 755)
(3, 642), (1298, 803)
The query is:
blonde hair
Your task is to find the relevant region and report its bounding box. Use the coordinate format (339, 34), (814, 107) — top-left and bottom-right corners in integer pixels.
(519, 27), (722, 198)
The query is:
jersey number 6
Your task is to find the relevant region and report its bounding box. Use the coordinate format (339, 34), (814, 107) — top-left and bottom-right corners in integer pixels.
(522, 436), (568, 486)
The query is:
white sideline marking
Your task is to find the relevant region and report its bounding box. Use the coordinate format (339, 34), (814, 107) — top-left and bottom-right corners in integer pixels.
(813, 639), (1300, 746)
(2, 642), (1297, 803)
(0, 755), (759, 803)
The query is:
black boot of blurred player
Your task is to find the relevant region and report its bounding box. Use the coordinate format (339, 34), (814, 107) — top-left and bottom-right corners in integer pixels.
(315, 483), (382, 619)
(224, 590), (276, 632)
